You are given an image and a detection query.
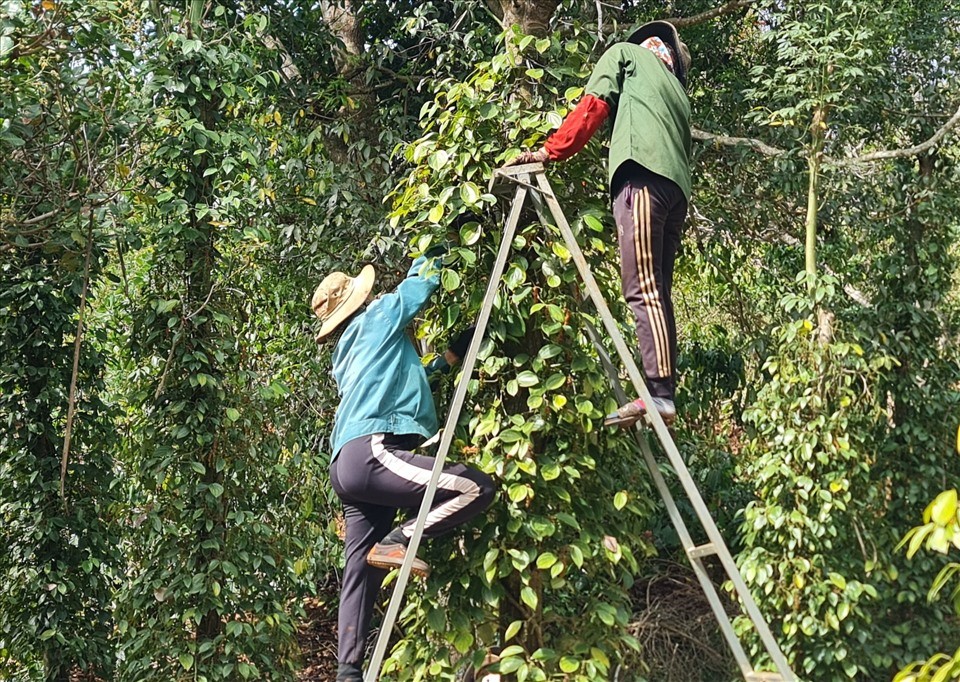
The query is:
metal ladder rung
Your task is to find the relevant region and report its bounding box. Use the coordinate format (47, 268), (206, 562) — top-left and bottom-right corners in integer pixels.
(686, 542), (718, 559)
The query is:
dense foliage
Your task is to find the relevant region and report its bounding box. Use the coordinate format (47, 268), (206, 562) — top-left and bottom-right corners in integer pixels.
(1, 0), (958, 680)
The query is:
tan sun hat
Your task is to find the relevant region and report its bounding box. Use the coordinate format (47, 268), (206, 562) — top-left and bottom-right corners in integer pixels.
(311, 264), (376, 342)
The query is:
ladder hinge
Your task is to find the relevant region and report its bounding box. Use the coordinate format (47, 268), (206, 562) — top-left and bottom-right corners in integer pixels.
(687, 542), (718, 559)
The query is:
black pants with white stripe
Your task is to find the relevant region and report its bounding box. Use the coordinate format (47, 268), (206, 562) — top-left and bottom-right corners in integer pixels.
(612, 162), (687, 401)
(330, 433), (495, 668)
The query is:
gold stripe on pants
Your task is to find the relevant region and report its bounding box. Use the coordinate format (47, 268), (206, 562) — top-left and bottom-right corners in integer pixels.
(633, 188), (671, 377)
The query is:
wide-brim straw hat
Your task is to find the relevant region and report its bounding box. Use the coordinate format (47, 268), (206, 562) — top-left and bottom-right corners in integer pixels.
(626, 20), (690, 88)
(311, 264), (375, 342)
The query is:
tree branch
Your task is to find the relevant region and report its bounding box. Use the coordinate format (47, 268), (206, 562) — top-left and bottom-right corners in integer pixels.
(837, 102), (960, 165)
(670, 0), (757, 28)
(692, 127), (787, 156)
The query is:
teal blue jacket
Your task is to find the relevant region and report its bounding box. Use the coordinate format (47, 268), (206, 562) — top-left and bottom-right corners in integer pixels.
(329, 254), (448, 460)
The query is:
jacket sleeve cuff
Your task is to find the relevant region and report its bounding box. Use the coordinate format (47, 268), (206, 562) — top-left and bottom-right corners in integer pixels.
(543, 94), (611, 162)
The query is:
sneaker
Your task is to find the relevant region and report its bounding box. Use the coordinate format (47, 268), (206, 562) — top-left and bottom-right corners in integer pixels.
(604, 396), (676, 428)
(366, 543), (431, 578)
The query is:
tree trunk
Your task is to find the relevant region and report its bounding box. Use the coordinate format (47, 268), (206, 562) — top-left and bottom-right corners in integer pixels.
(491, 0), (559, 36)
(319, 0), (380, 165)
(804, 105), (827, 282)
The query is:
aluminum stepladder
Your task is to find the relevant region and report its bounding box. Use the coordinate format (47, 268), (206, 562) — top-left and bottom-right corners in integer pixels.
(365, 162), (795, 682)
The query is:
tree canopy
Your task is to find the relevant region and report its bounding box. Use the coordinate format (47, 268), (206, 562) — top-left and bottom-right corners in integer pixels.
(1, 0), (959, 680)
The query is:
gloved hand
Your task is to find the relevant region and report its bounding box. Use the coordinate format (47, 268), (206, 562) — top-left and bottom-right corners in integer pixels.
(503, 147), (549, 167)
(447, 325), (476, 362)
(423, 242), (449, 259)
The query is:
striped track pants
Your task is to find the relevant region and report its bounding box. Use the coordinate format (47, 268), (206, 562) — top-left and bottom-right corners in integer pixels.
(612, 164), (688, 401)
(330, 433), (495, 667)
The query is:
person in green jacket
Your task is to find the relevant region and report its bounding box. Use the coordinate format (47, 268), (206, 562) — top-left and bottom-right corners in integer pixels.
(509, 20), (692, 428)
(311, 250), (495, 682)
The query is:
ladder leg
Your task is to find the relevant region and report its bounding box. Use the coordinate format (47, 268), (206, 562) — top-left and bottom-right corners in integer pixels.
(534, 172), (795, 682)
(363, 183), (529, 681)
(584, 321), (755, 678)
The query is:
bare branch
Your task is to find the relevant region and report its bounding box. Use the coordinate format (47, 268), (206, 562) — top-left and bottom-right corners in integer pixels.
(838, 102), (960, 165)
(692, 127), (787, 156)
(670, 0), (757, 28)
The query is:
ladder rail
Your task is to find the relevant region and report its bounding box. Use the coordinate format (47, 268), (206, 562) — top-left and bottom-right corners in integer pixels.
(582, 320), (756, 680)
(531, 185), (756, 674)
(528, 167), (796, 682)
(363, 182), (529, 681)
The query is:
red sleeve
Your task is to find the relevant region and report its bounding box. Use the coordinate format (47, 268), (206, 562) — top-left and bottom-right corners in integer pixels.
(543, 94), (611, 162)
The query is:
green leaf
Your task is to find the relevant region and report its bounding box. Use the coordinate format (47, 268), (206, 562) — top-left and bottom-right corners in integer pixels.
(428, 203), (445, 224)
(459, 182), (481, 205)
(613, 491), (628, 511)
(541, 462), (561, 481)
(225, 407), (240, 422)
(536, 552), (558, 569)
(500, 644), (525, 658)
(507, 484), (528, 503)
(543, 373), (565, 390)
(560, 657), (579, 673)
(504, 621), (523, 642)
(583, 215), (604, 232)
(520, 585), (538, 609)
(500, 429), (523, 443)
(828, 572), (847, 590)
(453, 630), (474, 654)
(441, 269), (461, 292)
(590, 647), (610, 667)
(460, 221), (482, 245)
(427, 149), (449, 171)
(499, 657), (523, 674)
(516, 371), (539, 387)
(179, 653), (194, 671)
(538, 344), (563, 359)
(426, 608), (445, 631)
(930, 489), (958, 525)
(551, 242), (571, 261)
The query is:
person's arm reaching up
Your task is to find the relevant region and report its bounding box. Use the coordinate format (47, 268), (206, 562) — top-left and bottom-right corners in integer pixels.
(375, 253), (443, 335)
(507, 44), (628, 166)
(542, 94), (610, 161)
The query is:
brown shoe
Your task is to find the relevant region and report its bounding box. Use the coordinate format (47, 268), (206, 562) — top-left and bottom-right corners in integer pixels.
(366, 543), (431, 578)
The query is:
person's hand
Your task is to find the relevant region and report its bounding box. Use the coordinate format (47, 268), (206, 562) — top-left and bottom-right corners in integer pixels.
(423, 242), (448, 259)
(446, 326), (476, 364)
(503, 147), (549, 167)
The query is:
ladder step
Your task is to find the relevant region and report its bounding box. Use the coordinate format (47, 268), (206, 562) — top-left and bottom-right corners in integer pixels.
(687, 542), (718, 559)
(746, 672), (784, 681)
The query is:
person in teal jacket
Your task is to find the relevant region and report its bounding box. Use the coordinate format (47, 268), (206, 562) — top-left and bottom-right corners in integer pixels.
(311, 250), (495, 682)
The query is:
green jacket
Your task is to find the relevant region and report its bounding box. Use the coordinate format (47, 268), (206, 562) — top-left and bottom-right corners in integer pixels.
(328, 255), (447, 460)
(585, 42), (692, 198)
